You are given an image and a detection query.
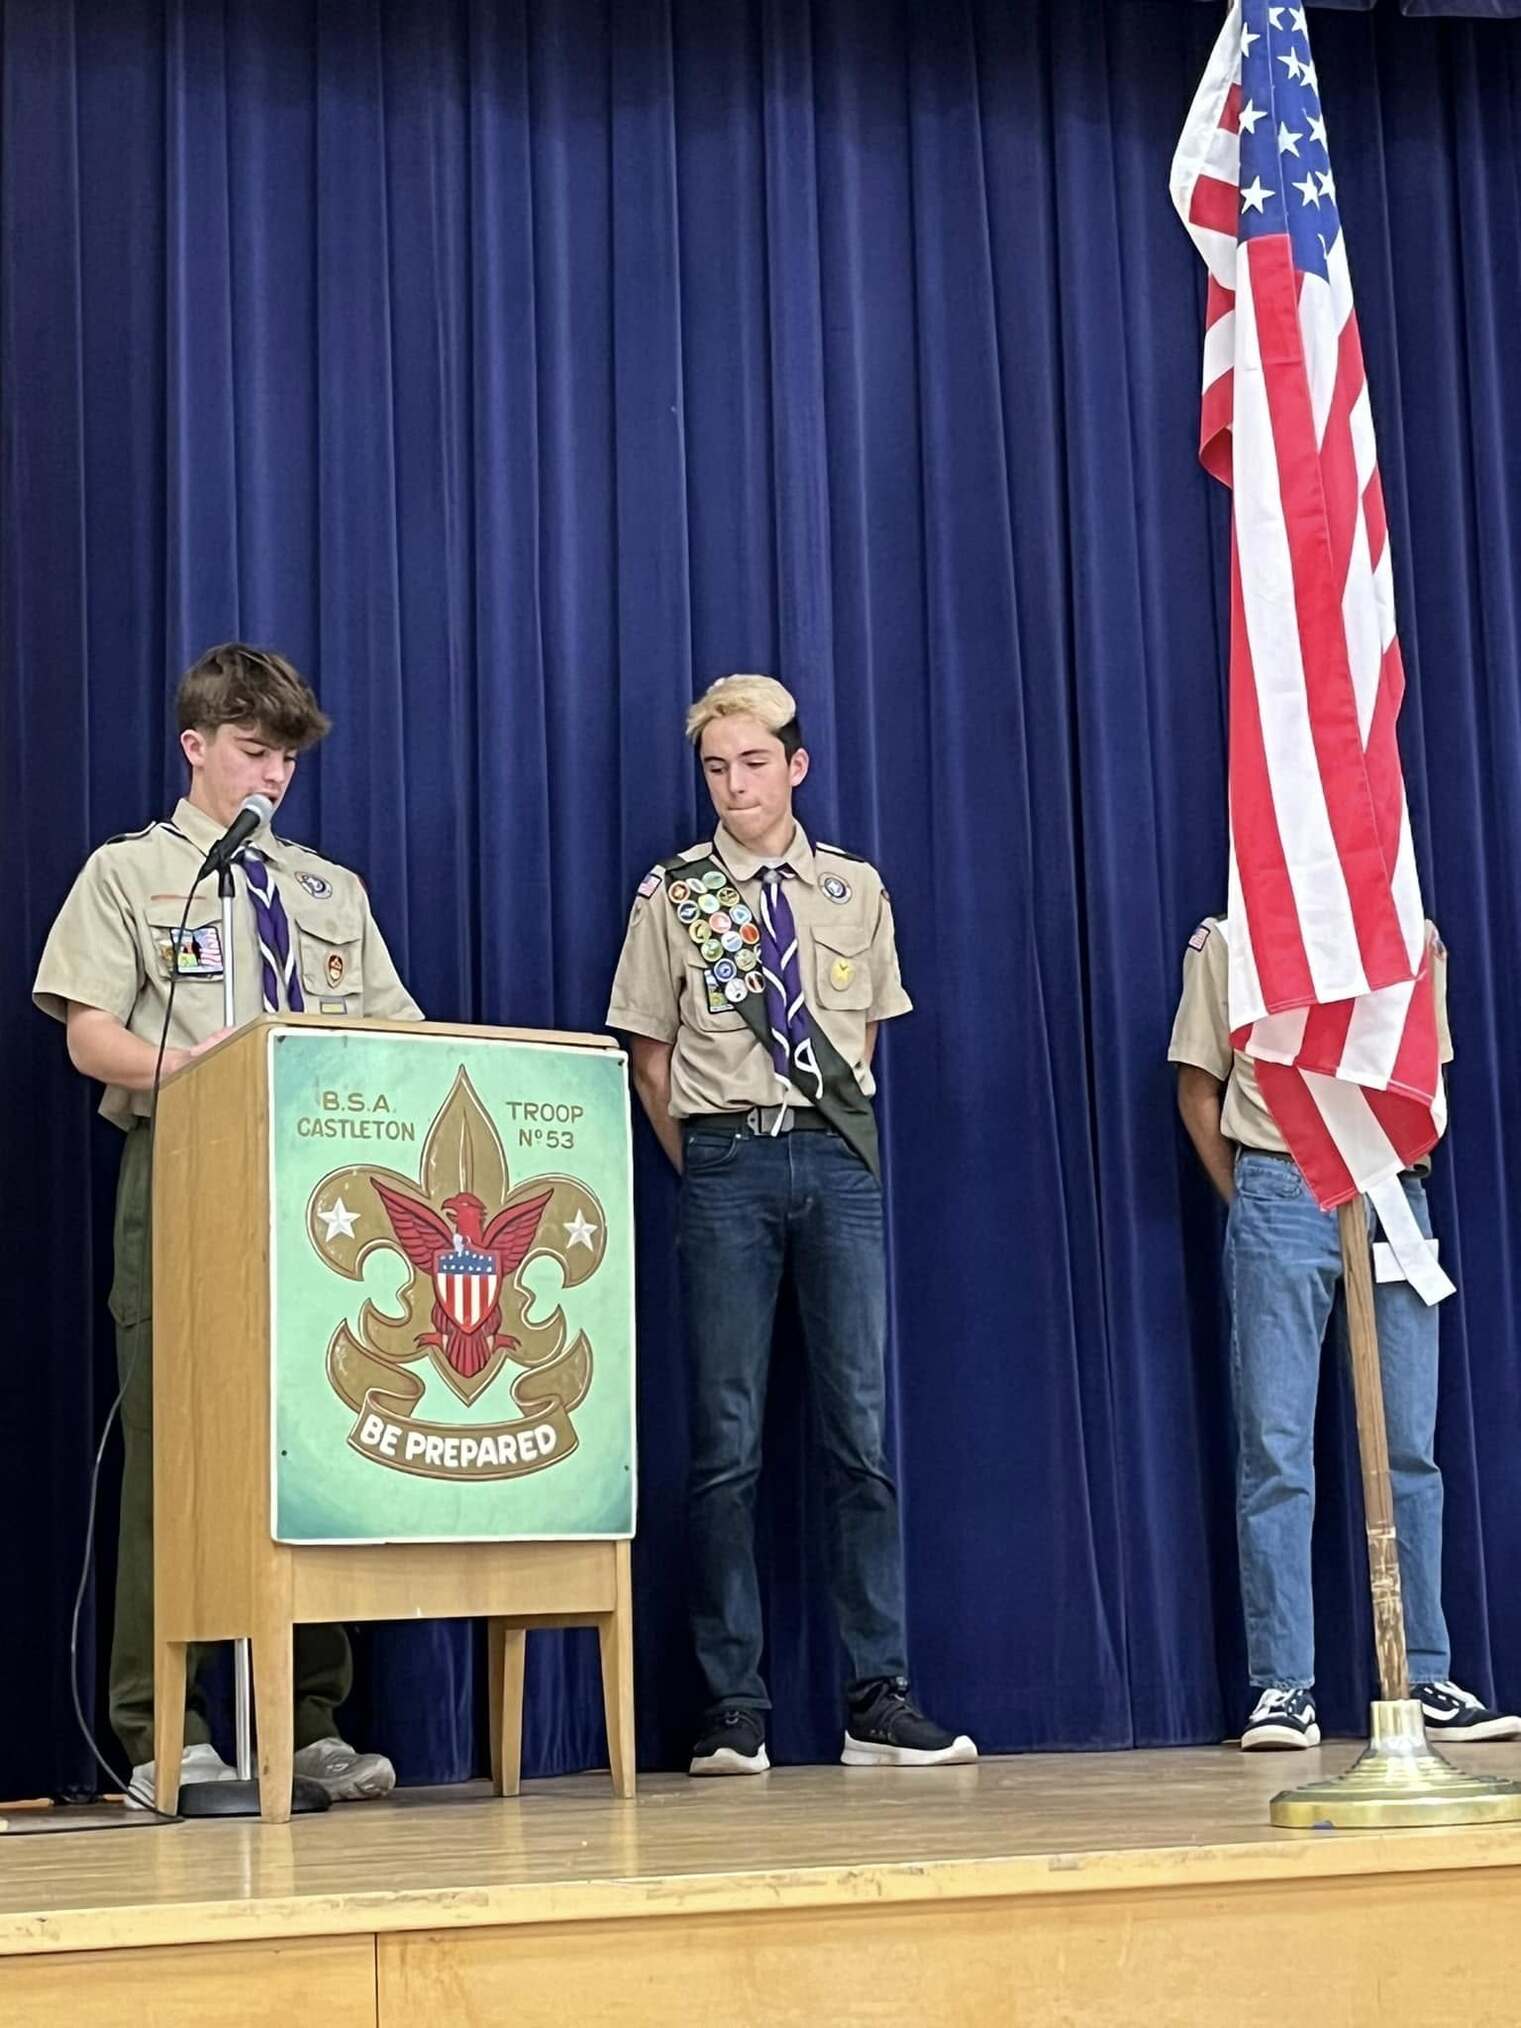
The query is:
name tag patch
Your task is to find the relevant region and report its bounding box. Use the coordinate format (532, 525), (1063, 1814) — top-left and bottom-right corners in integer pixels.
(158, 925), (225, 977)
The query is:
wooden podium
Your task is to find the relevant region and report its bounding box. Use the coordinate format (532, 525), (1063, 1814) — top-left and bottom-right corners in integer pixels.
(150, 1015), (636, 1822)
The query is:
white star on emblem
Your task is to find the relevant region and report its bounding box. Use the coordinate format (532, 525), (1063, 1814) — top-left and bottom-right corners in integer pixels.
(564, 1208), (599, 1251)
(1319, 169), (1337, 202)
(1302, 60), (1318, 94)
(1241, 24), (1260, 56)
(1241, 177), (1273, 216)
(1277, 122), (1302, 157)
(1295, 172), (1323, 209)
(1279, 48), (1303, 81)
(1291, 6), (1308, 32)
(1238, 99), (1265, 135)
(318, 1197), (359, 1241)
(1267, 5), (1284, 26)
(1308, 113), (1328, 150)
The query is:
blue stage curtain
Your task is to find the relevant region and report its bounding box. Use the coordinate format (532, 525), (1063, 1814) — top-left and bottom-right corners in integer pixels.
(3, 0), (1519, 1795)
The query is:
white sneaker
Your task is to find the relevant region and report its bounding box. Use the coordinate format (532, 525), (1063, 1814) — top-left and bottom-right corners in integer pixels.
(128, 1739), (239, 1809)
(292, 1736), (397, 1801)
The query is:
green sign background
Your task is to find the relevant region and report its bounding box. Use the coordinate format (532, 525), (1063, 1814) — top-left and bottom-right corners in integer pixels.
(269, 1028), (635, 1542)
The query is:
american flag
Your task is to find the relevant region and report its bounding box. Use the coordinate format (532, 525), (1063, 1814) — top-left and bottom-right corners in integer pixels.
(1171, 1), (1451, 1303)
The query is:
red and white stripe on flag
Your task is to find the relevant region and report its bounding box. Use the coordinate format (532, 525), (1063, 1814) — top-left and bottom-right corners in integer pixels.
(1169, 1), (1451, 1303)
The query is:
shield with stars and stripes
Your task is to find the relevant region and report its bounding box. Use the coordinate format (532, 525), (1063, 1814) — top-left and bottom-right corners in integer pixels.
(434, 1245), (500, 1333)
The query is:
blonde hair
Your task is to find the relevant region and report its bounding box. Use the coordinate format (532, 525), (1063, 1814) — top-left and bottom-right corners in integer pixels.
(685, 674), (801, 754)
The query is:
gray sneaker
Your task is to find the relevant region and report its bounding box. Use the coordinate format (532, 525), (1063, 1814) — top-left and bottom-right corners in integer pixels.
(291, 1736), (397, 1801)
(127, 1739), (239, 1809)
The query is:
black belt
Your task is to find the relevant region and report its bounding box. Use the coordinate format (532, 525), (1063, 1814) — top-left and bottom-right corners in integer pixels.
(683, 1107), (834, 1137)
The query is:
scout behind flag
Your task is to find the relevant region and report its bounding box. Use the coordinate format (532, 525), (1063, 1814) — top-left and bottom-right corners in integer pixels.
(1170, 0), (1451, 1303)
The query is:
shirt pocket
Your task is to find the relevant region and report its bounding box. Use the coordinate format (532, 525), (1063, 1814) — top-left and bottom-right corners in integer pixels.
(682, 951), (749, 1032)
(149, 914), (227, 983)
(292, 900), (365, 1004)
(812, 922), (873, 1012)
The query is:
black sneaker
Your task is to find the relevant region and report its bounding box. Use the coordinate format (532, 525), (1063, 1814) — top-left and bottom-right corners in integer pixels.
(841, 1677), (977, 1767)
(1241, 1686), (1320, 1750)
(1414, 1680), (1521, 1744)
(689, 1708), (769, 1776)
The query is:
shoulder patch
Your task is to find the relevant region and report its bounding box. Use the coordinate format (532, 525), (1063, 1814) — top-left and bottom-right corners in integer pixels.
(1188, 921), (1213, 953)
(814, 842), (867, 865)
(102, 821), (161, 848)
(636, 865), (664, 899)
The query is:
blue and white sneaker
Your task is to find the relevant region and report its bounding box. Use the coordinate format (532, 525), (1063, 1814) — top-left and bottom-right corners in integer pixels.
(1241, 1686), (1320, 1751)
(1413, 1680), (1521, 1744)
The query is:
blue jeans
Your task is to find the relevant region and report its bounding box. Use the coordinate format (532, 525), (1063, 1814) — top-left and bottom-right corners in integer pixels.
(678, 1126), (908, 1712)
(1225, 1153), (1449, 1689)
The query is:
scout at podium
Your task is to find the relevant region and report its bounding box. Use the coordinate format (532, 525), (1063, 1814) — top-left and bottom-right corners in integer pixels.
(33, 642), (422, 1806)
(608, 673), (976, 1776)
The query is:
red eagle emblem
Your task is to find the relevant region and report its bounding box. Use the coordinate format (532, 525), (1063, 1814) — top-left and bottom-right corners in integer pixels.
(371, 1181), (554, 1380)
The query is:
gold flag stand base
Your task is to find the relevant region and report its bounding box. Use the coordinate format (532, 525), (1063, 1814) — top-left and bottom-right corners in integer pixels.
(1271, 1700), (1521, 1830)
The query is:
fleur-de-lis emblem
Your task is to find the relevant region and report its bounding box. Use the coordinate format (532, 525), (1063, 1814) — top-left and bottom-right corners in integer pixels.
(308, 1068), (604, 1450)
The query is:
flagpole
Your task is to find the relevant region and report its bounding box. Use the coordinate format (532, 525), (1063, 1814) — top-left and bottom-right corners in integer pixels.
(1337, 1199), (1410, 1705)
(1270, 1195), (1521, 1828)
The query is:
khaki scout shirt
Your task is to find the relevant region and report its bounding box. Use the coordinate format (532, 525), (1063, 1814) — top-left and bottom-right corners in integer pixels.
(606, 821), (912, 1119)
(33, 797), (422, 1129)
(1167, 915), (1452, 1157)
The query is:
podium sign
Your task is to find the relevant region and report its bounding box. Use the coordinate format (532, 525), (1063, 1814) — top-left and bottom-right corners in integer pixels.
(268, 1026), (635, 1543)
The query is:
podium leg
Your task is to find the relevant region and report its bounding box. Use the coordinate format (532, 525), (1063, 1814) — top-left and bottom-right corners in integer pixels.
(252, 1616), (295, 1825)
(488, 1620), (527, 1797)
(153, 1641), (189, 1813)
(599, 1542), (636, 1798)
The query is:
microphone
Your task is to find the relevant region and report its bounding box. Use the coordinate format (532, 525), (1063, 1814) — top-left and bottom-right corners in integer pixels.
(198, 793), (274, 875)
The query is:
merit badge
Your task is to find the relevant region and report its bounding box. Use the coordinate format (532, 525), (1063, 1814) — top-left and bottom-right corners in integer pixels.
(677, 900), (700, 924)
(688, 918), (710, 944)
(668, 880), (690, 903)
(830, 957), (855, 991)
(721, 930), (743, 954)
(701, 936), (723, 963)
(702, 870), (726, 892)
(725, 979), (749, 1004)
(820, 874), (851, 903)
(159, 925), (224, 977)
(714, 958), (737, 983)
(709, 911), (732, 934)
(729, 903), (752, 927)
(745, 972), (765, 994)
(296, 872), (334, 900)
(736, 949), (759, 973)
(718, 886), (741, 908)
(699, 892), (723, 917)
(740, 922), (761, 945)
(326, 951), (346, 989)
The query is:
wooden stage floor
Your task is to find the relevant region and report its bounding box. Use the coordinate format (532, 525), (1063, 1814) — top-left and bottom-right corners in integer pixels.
(4, 1741), (1521, 2024)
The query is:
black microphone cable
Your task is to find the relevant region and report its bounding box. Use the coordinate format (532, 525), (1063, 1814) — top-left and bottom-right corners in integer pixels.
(65, 873), (216, 1826)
